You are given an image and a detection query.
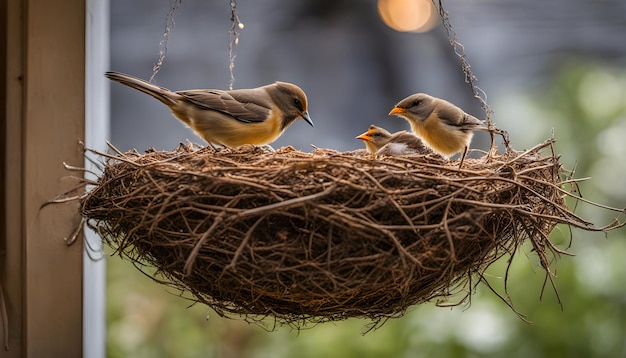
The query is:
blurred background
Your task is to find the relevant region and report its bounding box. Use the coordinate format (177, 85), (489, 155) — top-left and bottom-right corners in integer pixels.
(107, 0), (626, 357)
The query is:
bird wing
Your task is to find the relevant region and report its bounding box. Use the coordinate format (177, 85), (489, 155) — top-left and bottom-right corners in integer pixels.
(436, 105), (483, 131)
(435, 105), (466, 127)
(390, 132), (428, 151)
(178, 89), (272, 123)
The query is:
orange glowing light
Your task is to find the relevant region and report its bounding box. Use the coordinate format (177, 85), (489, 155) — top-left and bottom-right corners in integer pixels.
(377, 0), (438, 33)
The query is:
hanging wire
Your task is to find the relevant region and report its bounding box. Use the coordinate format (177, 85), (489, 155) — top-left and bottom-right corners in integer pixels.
(228, 0), (244, 90)
(433, 0), (491, 122)
(150, 0), (183, 83)
(433, 0), (510, 151)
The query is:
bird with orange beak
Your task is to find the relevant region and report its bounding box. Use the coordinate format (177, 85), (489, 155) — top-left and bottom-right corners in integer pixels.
(356, 125), (393, 154)
(106, 71), (313, 148)
(389, 93), (486, 166)
(356, 124), (429, 156)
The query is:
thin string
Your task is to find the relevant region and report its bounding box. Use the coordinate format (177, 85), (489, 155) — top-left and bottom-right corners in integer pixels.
(228, 0), (244, 90)
(150, 0), (183, 83)
(434, 0), (492, 124)
(433, 0), (510, 151)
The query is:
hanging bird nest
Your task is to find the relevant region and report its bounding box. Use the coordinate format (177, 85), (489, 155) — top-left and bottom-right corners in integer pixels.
(70, 139), (623, 328)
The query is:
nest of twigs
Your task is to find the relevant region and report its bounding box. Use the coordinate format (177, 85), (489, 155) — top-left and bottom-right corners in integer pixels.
(74, 139), (623, 328)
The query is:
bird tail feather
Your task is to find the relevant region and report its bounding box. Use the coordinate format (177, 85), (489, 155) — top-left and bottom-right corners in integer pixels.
(105, 71), (179, 106)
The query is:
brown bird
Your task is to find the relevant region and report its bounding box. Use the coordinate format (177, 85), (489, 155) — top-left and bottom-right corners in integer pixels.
(356, 125), (393, 154)
(389, 93), (486, 164)
(356, 124), (429, 156)
(105, 71), (313, 147)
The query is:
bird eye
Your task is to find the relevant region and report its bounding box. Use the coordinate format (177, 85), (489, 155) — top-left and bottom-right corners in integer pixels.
(373, 133), (381, 137)
(413, 99), (421, 106)
(293, 98), (302, 109)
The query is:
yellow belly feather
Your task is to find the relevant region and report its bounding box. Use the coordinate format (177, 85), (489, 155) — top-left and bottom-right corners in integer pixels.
(410, 114), (471, 157)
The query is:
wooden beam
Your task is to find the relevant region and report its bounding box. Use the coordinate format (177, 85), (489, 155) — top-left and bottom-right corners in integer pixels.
(2, 0), (25, 355)
(2, 0), (85, 356)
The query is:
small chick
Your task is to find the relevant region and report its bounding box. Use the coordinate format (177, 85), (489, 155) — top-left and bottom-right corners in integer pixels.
(376, 131), (430, 156)
(356, 125), (393, 154)
(356, 124), (429, 156)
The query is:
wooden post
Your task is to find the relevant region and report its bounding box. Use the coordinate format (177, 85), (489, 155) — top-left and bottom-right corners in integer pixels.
(2, 0), (85, 356)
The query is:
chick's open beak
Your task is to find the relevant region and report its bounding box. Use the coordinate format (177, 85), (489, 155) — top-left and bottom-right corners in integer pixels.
(389, 107), (406, 116)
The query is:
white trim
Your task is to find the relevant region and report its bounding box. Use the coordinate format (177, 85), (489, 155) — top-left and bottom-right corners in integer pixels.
(85, 0), (109, 357)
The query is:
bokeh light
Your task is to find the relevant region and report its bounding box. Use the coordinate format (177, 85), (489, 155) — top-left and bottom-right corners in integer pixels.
(377, 0), (438, 33)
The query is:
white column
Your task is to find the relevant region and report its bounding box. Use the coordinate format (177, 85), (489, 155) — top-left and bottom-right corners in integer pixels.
(85, 1), (109, 357)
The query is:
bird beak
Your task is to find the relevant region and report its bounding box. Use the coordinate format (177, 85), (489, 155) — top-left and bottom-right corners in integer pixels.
(301, 111), (314, 127)
(389, 107), (406, 116)
(356, 133), (369, 141)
